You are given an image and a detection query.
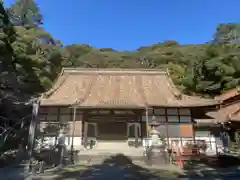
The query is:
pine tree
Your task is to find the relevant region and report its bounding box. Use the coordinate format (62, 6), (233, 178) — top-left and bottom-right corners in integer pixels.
(7, 0), (43, 28)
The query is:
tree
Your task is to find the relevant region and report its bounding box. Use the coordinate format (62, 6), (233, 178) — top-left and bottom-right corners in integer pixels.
(0, 1), (30, 155)
(187, 43), (240, 95)
(212, 23), (240, 44)
(7, 0), (43, 28)
(0, 0), (19, 101)
(0, 1), (67, 156)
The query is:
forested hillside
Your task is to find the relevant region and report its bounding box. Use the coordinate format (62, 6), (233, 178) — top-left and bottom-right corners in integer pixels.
(0, 0), (240, 153)
(2, 1), (240, 100)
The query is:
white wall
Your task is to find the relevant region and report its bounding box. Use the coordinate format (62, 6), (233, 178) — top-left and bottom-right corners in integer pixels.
(36, 136), (82, 149)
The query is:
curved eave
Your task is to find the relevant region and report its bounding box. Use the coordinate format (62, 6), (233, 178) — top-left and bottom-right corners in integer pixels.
(229, 117), (240, 122)
(206, 111), (229, 123)
(229, 111), (240, 122)
(206, 102), (240, 122)
(40, 99), (73, 107)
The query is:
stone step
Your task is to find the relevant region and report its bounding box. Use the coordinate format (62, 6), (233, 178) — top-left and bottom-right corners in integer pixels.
(76, 153), (147, 165)
(79, 147), (145, 157)
(96, 142), (128, 149)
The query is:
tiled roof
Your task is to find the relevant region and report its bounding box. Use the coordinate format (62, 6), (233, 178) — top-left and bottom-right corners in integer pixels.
(215, 87), (240, 102)
(206, 101), (240, 122)
(40, 68), (218, 108)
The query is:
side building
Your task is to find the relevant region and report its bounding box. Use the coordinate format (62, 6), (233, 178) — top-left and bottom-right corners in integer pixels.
(206, 87), (240, 150)
(38, 68), (219, 151)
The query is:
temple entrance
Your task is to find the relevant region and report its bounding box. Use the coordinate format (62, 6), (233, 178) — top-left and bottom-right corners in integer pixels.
(97, 122), (127, 141)
(127, 123), (141, 138)
(127, 123), (142, 147)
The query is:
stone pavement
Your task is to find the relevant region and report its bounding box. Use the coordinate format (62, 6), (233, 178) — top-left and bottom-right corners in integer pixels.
(1, 154), (240, 180)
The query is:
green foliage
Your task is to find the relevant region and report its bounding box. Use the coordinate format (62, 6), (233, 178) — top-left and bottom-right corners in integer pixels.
(7, 0), (43, 27)
(213, 23), (240, 44)
(0, 1), (67, 153)
(187, 44), (240, 95)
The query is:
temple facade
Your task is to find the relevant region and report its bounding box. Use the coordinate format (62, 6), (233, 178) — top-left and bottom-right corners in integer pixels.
(38, 68), (220, 152)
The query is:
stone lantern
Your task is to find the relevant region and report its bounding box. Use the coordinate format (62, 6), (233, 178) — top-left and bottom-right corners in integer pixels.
(147, 120), (166, 165)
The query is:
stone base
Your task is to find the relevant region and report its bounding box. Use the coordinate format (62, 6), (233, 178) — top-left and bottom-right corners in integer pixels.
(146, 146), (167, 166)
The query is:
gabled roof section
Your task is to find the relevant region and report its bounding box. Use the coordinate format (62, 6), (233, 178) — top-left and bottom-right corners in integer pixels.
(40, 68), (219, 108)
(206, 101), (240, 122)
(215, 87), (240, 102)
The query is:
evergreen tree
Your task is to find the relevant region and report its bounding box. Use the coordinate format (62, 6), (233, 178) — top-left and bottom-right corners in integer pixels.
(7, 0), (43, 28)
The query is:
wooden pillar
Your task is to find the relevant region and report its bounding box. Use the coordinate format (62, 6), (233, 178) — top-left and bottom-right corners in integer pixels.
(55, 107), (60, 146)
(165, 108), (169, 149)
(190, 108), (196, 144)
(145, 107), (149, 139)
(94, 123), (98, 137)
(83, 122), (88, 148)
(81, 111), (86, 146)
(177, 108), (183, 147)
(134, 123), (138, 147)
(139, 113), (143, 144)
(71, 107), (76, 150)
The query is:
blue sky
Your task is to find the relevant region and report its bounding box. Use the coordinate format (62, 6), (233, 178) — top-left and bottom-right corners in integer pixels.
(4, 0), (240, 50)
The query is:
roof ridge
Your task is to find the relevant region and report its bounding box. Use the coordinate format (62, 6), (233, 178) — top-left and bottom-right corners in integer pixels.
(62, 67), (167, 74)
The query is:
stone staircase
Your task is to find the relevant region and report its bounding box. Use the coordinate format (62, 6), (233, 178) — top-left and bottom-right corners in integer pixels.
(76, 141), (146, 165)
(96, 141), (128, 149)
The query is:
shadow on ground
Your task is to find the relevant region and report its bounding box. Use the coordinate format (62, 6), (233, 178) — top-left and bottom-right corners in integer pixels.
(51, 154), (180, 180)
(183, 154), (240, 179)
(30, 153), (240, 179)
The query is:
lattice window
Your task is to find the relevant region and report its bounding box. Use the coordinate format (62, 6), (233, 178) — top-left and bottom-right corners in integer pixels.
(167, 108), (178, 115)
(179, 116), (192, 122)
(60, 108), (71, 114)
(154, 109), (165, 115)
(179, 108), (191, 115)
(154, 116), (167, 123)
(168, 116), (179, 122)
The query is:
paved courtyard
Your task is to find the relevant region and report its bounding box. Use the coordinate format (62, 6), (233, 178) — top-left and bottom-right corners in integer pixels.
(1, 154), (240, 180)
